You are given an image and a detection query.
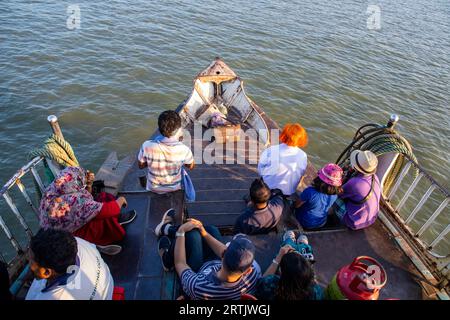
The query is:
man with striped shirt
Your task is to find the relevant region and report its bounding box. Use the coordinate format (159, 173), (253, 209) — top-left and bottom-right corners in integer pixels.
(138, 111), (194, 194)
(173, 219), (261, 300)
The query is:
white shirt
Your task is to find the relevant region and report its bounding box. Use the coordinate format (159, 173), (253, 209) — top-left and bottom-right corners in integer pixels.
(258, 143), (308, 196)
(26, 237), (114, 300)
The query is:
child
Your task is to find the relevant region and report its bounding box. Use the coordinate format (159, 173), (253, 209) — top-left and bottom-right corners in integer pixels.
(295, 164), (343, 230)
(138, 110), (194, 194)
(234, 178), (286, 235)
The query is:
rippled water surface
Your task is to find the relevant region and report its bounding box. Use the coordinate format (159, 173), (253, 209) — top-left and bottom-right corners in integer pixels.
(0, 1), (449, 258)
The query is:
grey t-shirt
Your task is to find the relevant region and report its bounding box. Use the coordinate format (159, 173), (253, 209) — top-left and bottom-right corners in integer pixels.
(234, 196), (285, 235)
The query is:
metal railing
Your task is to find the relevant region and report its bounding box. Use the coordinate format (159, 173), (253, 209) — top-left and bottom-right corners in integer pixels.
(382, 155), (449, 288)
(0, 115), (62, 265)
(0, 156), (51, 258)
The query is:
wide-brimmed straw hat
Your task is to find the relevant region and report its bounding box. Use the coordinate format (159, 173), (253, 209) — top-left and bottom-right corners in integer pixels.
(318, 164), (343, 187)
(350, 150), (378, 175)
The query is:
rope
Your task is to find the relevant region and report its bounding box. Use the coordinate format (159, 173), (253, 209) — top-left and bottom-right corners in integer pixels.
(29, 134), (79, 168)
(337, 126), (419, 193)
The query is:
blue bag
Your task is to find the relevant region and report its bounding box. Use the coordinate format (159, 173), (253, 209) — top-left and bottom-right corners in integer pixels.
(181, 167), (196, 202)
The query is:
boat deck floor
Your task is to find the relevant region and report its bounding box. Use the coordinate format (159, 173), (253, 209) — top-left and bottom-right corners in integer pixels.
(104, 127), (423, 300)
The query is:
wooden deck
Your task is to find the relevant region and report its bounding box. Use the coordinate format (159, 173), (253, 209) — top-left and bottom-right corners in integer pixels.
(103, 121), (423, 300)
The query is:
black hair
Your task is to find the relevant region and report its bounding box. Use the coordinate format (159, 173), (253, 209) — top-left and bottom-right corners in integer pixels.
(158, 110), (182, 138)
(312, 177), (343, 196)
(275, 252), (315, 300)
(223, 249), (254, 274)
(249, 178), (271, 204)
(30, 229), (78, 274)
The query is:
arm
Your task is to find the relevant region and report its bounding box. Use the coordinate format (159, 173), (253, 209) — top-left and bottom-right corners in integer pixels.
(263, 245), (294, 277)
(174, 220), (200, 277)
(174, 230), (190, 277)
(184, 160), (195, 170)
(94, 196), (127, 219)
(137, 144), (148, 169)
(190, 219), (227, 257)
(184, 149), (195, 170)
(138, 161), (147, 169)
(202, 230), (227, 258)
(294, 188), (310, 208)
(294, 200), (305, 208)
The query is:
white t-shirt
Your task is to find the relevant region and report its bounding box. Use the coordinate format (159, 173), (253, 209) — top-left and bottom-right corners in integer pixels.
(258, 143), (308, 196)
(26, 237), (114, 300)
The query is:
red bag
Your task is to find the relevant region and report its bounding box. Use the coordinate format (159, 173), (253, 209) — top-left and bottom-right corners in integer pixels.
(112, 286), (125, 300)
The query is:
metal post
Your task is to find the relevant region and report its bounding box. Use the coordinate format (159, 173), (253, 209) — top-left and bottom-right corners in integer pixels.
(387, 114), (399, 129)
(47, 115), (64, 139)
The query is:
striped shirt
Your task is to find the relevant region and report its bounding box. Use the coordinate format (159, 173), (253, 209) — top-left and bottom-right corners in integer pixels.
(180, 260), (261, 300)
(138, 137), (194, 194)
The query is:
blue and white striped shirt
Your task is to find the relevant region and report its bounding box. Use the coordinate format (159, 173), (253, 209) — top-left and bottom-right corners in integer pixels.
(181, 260), (261, 300)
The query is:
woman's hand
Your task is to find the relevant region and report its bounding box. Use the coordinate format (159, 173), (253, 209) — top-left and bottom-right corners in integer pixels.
(275, 245), (295, 263)
(188, 218), (207, 236)
(116, 196), (127, 208)
(178, 220), (198, 233)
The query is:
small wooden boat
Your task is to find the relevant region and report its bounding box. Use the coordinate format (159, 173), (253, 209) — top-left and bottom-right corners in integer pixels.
(1, 58), (448, 300)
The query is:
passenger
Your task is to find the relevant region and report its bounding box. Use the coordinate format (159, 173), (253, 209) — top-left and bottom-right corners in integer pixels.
(25, 229), (114, 300)
(295, 164), (344, 230)
(329, 150), (381, 230)
(39, 166), (136, 255)
(234, 178), (286, 235)
(0, 261), (12, 301)
(138, 110), (194, 194)
(155, 211), (261, 300)
(255, 230), (323, 300)
(258, 123), (308, 196)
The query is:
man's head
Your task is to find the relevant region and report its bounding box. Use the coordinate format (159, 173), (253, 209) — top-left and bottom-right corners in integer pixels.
(158, 110), (182, 138)
(222, 234), (255, 277)
(249, 178), (271, 205)
(28, 229), (78, 280)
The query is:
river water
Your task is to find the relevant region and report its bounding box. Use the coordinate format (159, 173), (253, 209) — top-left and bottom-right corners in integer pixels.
(0, 1), (449, 258)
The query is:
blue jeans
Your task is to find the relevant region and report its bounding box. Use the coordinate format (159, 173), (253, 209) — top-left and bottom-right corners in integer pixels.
(168, 225), (222, 272)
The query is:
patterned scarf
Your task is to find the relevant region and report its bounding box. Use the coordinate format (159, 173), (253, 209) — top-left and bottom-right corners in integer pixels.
(39, 167), (103, 232)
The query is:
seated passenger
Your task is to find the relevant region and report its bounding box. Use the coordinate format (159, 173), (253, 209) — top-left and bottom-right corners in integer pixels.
(26, 229), (114, 300)
(39, 166), (135, 255)
(255, 230), (323, 300)
(138, 110), (194, 194)
(295, 164), (343, 229)
(156, 213), (261, 300)
(330, 150), (381, 230)
(234, 178), (286, 235)
(258, 123), (308, 196)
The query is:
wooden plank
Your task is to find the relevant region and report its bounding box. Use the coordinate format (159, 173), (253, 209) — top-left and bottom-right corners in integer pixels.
(95, 152), (134, 196)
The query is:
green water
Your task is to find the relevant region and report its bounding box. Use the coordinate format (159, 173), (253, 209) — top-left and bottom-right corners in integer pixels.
(0, 1), (449, 260)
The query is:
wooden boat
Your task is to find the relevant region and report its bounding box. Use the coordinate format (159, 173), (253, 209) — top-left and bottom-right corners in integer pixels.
(1, 58), (448, 300)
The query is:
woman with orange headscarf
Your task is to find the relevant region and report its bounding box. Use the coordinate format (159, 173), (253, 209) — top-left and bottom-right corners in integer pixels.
(258, 123), (308, 196)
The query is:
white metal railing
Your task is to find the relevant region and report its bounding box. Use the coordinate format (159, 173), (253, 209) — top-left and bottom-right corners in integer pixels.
(0, 156), (53, 258)
(383, 155), (449, 286)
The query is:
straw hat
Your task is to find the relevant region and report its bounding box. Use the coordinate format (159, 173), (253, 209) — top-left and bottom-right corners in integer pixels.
(350, 150), (378, 174)
(318, 163), (343, 187)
